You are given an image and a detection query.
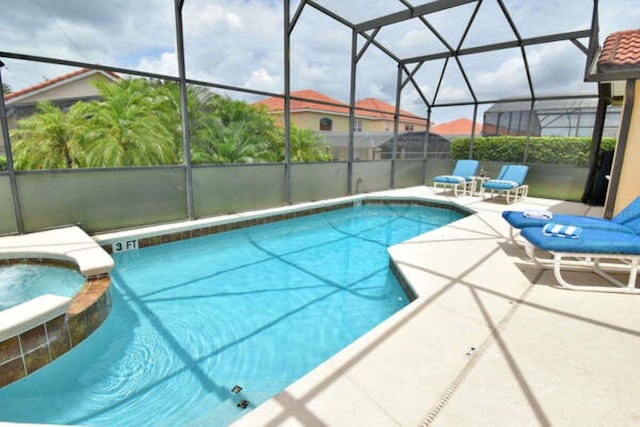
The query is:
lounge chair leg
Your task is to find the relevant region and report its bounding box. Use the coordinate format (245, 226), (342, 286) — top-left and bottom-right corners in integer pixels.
(550, 253), (640, 293)
(524, 241), (538, 263)
(508, 226), (520, 245)
(628, 258), (639, 290)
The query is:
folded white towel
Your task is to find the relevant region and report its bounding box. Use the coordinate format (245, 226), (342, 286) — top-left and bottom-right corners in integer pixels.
(542, 223), (582, 239)
(523, 209), (553, 220)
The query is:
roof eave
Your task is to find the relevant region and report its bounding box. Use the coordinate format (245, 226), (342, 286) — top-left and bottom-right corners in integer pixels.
(5, 69), (120, 106)
(587, 68), (640, 82)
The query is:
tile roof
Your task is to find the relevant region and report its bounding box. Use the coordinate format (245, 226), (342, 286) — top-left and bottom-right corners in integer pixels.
(354, 98), (424, 124)
(253, 89), (350, 115)
(431, 118), (482, 136)
(253, 90), (424, 124)
(4, 68), (120, 102)
(597, 29), (640, 71)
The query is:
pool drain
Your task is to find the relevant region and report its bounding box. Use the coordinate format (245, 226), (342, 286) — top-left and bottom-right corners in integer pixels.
(231, 385), (250, 409)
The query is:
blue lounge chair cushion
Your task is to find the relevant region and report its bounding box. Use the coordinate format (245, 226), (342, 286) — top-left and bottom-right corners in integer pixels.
(433, 160), (479, 185)
(433, 175), (468, 184)
(521, 227), (640, 255)
(483, 179), (518, 190)
(482, 165), (529, 192)
(502, 210), (636, 234)
(611, 196), (640, 233)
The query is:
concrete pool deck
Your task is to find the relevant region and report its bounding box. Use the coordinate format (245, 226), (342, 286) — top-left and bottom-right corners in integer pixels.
(233, 186), (640, 426)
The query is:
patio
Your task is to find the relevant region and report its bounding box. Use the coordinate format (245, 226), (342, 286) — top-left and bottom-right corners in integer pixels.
(1, 1), (639, 425)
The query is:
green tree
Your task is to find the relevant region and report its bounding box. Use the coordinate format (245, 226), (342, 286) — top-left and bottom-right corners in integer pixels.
(188, 94), (331, 164)
(10, 77), (332, 169)
(84, 78), (179, 167)
(261, 126), (332, 162)
(2, 82), (11, 95)
(162, 82), (219, 158)
(288, 126), (331, 162)
(189, 95), (280, 164)
(10, 101), (91, 169)
(192, 118), (263, 164)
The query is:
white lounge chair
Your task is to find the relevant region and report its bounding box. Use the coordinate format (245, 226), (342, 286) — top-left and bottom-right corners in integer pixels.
(502, 196), (640, 245)
(482, 164), (529, 203)
(521, 225), (640, 294)
(432, 159), (479, 196)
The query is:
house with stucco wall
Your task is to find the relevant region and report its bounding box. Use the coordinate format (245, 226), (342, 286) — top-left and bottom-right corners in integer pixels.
(253, 89), (427, 160)
(1, 68), (120, 154)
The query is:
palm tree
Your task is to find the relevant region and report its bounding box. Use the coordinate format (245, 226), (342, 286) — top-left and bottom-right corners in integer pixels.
(162, 82), (220, 160)
(10, 77), (332, 169)
(11, 101), (91, 169)
(192, 118), (262, 164)
(190, 95), (280, 164)
(83, 79), (179, 167)
(288, 126), (332, 162)
(259, 125), (332, 163)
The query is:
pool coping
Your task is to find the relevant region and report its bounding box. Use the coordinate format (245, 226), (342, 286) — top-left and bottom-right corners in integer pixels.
(93, 194), (474, 252)
(0, 226), (114, 278)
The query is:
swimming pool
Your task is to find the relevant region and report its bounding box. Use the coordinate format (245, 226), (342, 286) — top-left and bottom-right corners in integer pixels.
(0, 264), (85, 311)
(0, 202), (465, 426)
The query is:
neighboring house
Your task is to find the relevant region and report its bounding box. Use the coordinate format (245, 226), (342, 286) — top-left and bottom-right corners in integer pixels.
(430, 118), (483, 140)
(354, 97), (426, 133)
(1, 68), (120, 153)
(252, 89), (427, 160)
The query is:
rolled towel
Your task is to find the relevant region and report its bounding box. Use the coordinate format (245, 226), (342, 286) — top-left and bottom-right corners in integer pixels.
(523, 209), (553, 220)
(542, 223), (582, 239)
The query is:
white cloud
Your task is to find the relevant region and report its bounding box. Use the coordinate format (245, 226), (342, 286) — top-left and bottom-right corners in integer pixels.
(185, 3), (244, 36)
(137, 51), (179, 77)
(244, 68), (278, 92)
(473, 53), (530, 99)
(1, 0), (638, 124)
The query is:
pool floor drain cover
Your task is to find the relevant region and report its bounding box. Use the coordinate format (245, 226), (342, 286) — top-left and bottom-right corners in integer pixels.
(237, 400), (249, 409)
(231, 385), (242, 394)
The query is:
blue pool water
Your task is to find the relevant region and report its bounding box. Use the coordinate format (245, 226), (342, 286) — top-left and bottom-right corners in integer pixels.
(0, 204), (464, 426)
(0, 264), (85, 311)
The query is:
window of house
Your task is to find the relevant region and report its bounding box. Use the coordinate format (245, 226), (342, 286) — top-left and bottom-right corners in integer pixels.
(404, 124), (414, 131)
(385, 121), (391, 132)
(319, 117), (332, 131)
(355, 119), (363, 132)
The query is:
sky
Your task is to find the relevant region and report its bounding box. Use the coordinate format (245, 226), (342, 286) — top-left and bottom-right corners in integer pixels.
(0, 0), (638, 124)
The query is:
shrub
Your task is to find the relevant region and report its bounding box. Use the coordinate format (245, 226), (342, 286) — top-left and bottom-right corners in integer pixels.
(450, 136), (616, 166)
(0, 155), (6, 171)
